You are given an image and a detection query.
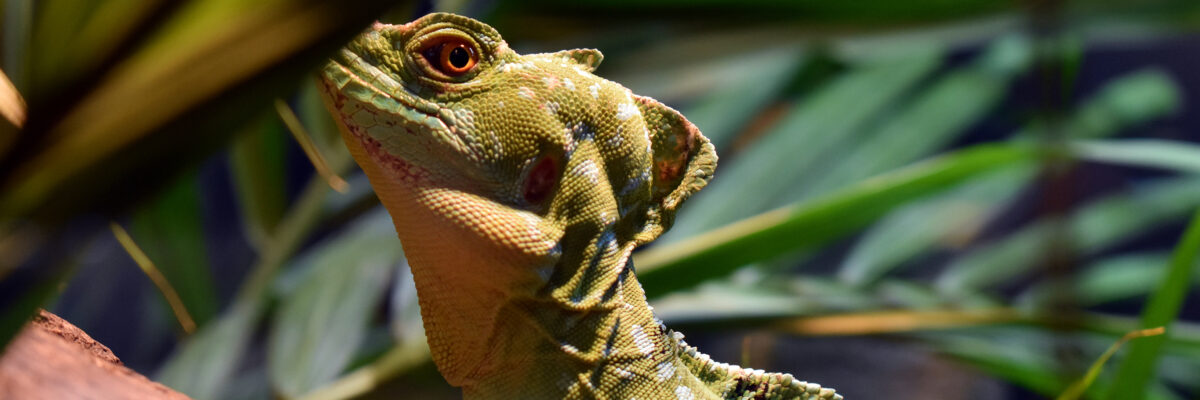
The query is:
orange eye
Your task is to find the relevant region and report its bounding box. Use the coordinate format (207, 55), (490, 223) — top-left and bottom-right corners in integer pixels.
(421, 38), (477, 76)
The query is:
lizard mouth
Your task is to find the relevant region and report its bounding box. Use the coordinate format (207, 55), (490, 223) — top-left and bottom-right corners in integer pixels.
(321, 49), (451, 183)
(321, 44), (481, 171)
(322, 47), (445, 130)
(320, 47), (463, 184)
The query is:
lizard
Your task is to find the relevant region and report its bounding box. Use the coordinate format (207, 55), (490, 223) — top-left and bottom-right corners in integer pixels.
(317, 12), (841, 400)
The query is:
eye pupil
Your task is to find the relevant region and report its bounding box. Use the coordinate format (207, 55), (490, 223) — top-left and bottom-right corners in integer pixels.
(448, 46), (470, 68)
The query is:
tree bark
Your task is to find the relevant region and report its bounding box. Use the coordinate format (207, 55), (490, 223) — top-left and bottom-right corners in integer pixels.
(0, 309), (191, 400)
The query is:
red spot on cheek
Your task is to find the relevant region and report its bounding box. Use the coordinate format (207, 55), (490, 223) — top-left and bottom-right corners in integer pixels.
(524, 156), (558, 204)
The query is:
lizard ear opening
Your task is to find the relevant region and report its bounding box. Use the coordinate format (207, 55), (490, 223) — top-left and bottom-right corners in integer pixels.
(540, 48), (604, 72)
(631, 95), (717, 245)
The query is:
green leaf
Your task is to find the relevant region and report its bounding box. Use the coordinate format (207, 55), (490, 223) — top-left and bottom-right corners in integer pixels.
(929, 329), (1185, 400)
(921, 329), (1065, 396)
(296, 78), (343, 152)
(742, 35), (1029, 277)
(388, 251), (425, 345)
(1077, 253), (1175, 307)
(1155, 355), (1200, 392)
(635, 143), (1038, 298)
(845, 67), (1180, 287)
(129, 171), (218, 327)
(1105, 208), (1200, 400)
(840, 164), (1036, 286)
(1073, 139), (1200, 174)
(1019, 253), (1172, 309)
(790, 34), (1029, 199)
(936, 177), (1200, 294)
(0, 0), (400, 221)
(489, 0), (1011, 28)
(873, 279), (954, 309)
(1059, 327), (1165, 400)
(229, 115), (289, 248)
(24, 0), (169, 99)
(1060, 69), (1179, 140)
(278, 223), (430, 400)
(269, 211), (403, 398)
(156, 302), (259, 400)
(981, 179), (1196, 290)
(158, 143), (358, 400)
(678, 47), (805, 151)
(652, 277), (877, 325)
(2, 0), (32, 94)
(1, 0), (400, 391)
(0, 0), (401, 352)
(663, 46), (943, 241)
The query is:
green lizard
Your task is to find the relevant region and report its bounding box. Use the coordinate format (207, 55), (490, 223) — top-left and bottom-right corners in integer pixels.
(318, 12), (841, 400)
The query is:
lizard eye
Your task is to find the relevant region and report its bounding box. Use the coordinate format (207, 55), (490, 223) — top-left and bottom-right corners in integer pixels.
(420, 37), (478, 77)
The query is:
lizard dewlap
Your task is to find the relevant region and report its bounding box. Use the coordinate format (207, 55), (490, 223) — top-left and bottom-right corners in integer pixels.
(319, 12), (840, 400)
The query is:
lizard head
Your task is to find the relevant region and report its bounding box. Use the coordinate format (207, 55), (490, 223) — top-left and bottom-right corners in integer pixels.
(319, 12), (716, 385)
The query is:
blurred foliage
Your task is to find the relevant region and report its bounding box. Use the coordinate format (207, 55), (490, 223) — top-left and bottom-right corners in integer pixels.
(2, 0), (1200, 400)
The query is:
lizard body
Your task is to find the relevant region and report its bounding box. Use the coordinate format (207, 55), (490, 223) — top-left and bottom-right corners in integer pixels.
(318, 13), (840, 400)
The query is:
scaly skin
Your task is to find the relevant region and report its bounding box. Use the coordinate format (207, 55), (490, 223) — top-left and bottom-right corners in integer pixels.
(318, 13), (840, 400)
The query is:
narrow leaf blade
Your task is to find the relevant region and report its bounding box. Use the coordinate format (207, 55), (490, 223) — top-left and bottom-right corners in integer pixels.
(636, 143), (1038, 297)
(1105, 208), (1200, 399)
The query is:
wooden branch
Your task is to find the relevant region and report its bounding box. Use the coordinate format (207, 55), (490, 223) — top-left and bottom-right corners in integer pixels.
(0, 309), (191, 399)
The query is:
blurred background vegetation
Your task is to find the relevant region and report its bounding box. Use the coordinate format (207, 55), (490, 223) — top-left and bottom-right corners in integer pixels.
(2, 0), (1200, 399)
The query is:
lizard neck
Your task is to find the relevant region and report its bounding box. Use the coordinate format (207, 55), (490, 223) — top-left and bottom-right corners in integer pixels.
(461, 240), (839, 400)
(441, 200), (753, 400)
(389, 186), (559, 389)
(462, 242), (695, 399)
(338, 125), (547, 388)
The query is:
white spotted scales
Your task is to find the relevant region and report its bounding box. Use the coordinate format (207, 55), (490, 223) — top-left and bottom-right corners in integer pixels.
(318, 12), (841, 400)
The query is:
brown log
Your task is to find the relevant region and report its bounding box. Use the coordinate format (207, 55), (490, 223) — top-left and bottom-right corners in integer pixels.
(0, 309), (191, 400)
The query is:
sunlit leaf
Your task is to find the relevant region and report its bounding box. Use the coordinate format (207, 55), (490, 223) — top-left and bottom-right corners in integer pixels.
(156, 303), (258, 400)
(678, 47), (805, 151)
(846, 67), (1180, 288)
(841, 164), (1036, 286)
(929, 329), (1183, 400)
(791, 34), (1029, 199)
(665, 46), (943, 241)
(0, 0), (399, 221)
(158, 132), (360, 399)
(1106, 208), (1200, 399)
(937, 177), (1200, 294)
(1063, 69), (1179, 140)
(1, 0), (33, 96)
(1074, 139), (1200, 174)
(652, 277), (875, 325)
(1058, 327), (1164, 400)
(1019, 253), (1172, 309)
(636, 143), (1038, 297)
(269, 211), (402, 398)
(489, 0), (1011, 33)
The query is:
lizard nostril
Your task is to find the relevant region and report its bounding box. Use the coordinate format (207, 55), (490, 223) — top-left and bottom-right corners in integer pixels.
(523, 156), (559, 205)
